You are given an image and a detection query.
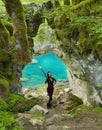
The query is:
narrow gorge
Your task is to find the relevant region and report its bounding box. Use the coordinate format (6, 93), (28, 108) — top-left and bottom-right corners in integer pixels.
(0, 0), (102, 129)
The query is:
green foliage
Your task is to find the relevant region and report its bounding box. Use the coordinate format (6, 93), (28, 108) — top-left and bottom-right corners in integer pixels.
(33, 19), (57, 45)
(0, 1), (5, 14)
(21, 0), (49, 4)
(0, 97), (7, 111)
(68, 105), (92, 118)
(0, 78), (10, 99)
(44, 0), (102, 58)
(98, 84), (102, 90)
(0, 111), (23, 130)
(30, 110), (45, 120)
(2, 18), (13, 36)
(69, 105), (102, 118)
(93, 106), (102, 112)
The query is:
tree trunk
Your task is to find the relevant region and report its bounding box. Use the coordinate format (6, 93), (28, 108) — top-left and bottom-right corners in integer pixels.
(2, 0), (31, 64)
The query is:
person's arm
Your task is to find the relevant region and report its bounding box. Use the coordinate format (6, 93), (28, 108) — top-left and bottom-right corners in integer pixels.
(38, 66), (47, 78)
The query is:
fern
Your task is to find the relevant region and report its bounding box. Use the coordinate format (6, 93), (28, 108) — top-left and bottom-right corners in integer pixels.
(0, 111), (23, 130)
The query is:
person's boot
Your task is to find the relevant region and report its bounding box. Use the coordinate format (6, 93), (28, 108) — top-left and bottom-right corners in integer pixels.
(47, 102), (51, 108)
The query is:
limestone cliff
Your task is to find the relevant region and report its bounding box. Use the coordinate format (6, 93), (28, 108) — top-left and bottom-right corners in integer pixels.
(23, 0), (102, 106)
(44, 0), (102, 106)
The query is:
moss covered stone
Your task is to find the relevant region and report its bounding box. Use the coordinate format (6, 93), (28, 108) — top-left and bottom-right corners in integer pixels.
(8, 93), (38, 112)
(66, 93), (83, 110)
(0, 78), (10, 99)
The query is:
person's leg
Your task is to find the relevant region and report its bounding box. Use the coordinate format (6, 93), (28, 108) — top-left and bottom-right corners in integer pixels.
(48, 88), (54, 103)
(47, 87), (54, 108)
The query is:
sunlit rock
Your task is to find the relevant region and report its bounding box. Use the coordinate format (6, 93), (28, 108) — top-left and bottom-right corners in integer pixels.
(31, 59), (38, 64)
(28, 105), (49, 115)
(20, 77), (29, 81)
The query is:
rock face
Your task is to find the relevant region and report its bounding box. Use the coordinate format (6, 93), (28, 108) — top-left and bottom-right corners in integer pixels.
(44, 0), (102, 106)
(24, 2), (43, 37)
(64, 54), (102, 106)
(24, 1), (53, 37)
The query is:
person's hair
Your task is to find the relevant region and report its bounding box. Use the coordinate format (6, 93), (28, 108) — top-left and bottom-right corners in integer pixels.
(47, 71), (50, 75)
(47, 72), (52, 77)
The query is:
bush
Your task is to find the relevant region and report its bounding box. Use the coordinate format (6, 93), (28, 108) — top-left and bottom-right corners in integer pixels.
(0, 111), (23, 130)
(0, 97), (7, 111)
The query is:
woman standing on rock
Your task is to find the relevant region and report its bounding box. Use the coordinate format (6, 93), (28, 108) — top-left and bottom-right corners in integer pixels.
(39, 66), (56, 108)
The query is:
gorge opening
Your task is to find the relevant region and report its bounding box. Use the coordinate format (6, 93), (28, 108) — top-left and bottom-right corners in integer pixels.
(21, 52), (68, 89)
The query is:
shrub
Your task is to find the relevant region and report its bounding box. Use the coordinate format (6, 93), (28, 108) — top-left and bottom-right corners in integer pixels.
(0, 97), (7, 111)
(0, 111), (23, 130)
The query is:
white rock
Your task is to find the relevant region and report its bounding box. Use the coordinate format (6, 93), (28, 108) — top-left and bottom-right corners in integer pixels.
(64, 88), (72, 93)
(20, 77), (28, 81)
(22, 88), (30, 95)
(29, 118), (44, 126)
(29, 105), (49, 115)
(31, 59), (38, 64)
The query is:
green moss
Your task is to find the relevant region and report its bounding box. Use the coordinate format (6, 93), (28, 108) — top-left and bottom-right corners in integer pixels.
(68, 105), (92, 118)
(8, 93), (38, 112)
(0, 18), (15, 82)
(12, 98), (38, 112)
(30, 110), (45, 120)
(2, 0), (31, 64)
(0, 78), (10, 99)
(0, 19), (10, 47)
(93, 106), (102, 112)
(3, 20), (13, 36)
(68, 104), (102, 118)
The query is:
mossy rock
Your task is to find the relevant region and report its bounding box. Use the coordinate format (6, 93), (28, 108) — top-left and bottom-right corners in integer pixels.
(8, 93), (38, 112)
(0, 78), (10, 99)
(66, 93), (83, 110)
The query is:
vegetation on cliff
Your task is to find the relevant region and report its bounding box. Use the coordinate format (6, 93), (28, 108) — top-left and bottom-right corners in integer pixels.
(44, 0), (102, 59)
(0, 0), (33, 129)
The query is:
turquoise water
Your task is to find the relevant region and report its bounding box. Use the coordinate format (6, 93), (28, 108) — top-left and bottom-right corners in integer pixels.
(21, 52), (68, 89)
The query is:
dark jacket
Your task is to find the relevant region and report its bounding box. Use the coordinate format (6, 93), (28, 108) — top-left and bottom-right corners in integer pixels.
(45, 77), (56, 88)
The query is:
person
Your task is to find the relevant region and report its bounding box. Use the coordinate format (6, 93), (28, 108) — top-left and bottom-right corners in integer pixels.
(45, 72), (56, 108)
(39, 66), (56, 108)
